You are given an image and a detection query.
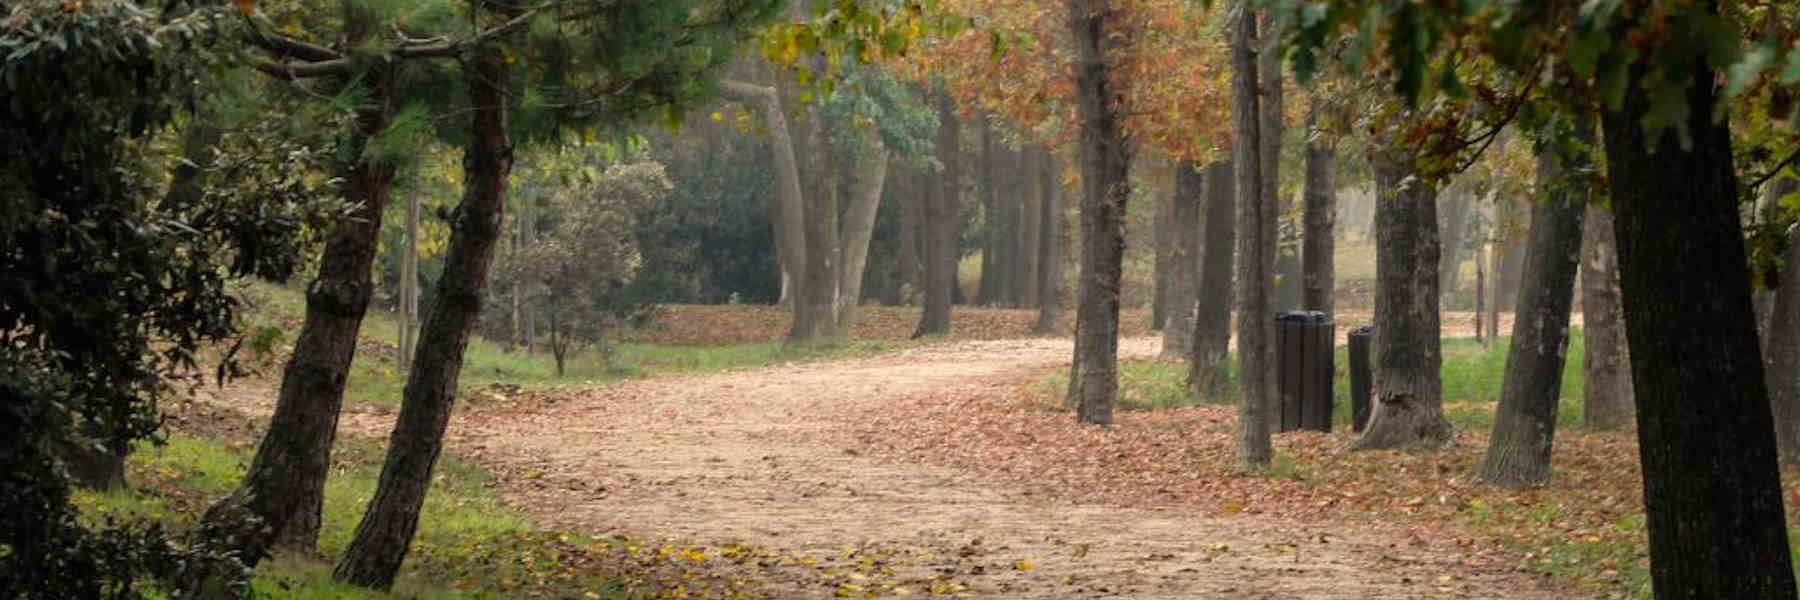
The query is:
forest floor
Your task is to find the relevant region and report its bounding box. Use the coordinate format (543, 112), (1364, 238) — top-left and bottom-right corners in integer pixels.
(198, 318), (1585, 599)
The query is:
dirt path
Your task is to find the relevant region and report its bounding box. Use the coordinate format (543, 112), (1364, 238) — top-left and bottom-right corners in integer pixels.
(306, 336), (1556, 599)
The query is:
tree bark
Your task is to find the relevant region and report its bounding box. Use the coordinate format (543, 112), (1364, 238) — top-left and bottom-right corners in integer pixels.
(977, 115), (999, 306)
(1189, 160), (1235, 397)
(1035, 149), (1065, 334)
(195, 64), (396, 564)
(838, 142), (890, 330)
(1261, 13), (1295, 315)
(1353, 155), (1449, 451)
(913, 87), (958, 338)
(333, 44), (512, 590)
(1231, 5), (1273, 469)
(1153, 161), (1175, 329)
(1067, 0), (1130, 426)
(1018, 145), (1043, 310)
(403, 193), (420, 364)
(1479, 129), (1588, 488)
(797, 89), (840, 344)
(898, 164), (923, 305)
(1601, 38), (1796, 597)
(1161, 161), (1202, 360)
(1438, 189), (1472, 305)
(1301, 103), (1335, 314)
(1762, 175), (1799, 463)
(1580, 204), (1633, 431)
(517, 196), (535, 352)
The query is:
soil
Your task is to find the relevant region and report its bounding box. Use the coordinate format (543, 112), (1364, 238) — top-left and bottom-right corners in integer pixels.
(200, 326), (1569, 599)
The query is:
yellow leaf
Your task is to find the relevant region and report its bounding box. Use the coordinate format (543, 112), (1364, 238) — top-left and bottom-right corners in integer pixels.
(1014, 559), (1035, 572)
(710, 112), (725, 122)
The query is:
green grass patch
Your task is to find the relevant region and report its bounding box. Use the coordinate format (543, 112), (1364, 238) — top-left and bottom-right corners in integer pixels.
(1034, 359), (1237, 411)
(72, 433), (630, 599)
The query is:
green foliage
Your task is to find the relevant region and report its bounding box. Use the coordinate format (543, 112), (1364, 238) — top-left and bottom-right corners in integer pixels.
(0, 1), (333, 594)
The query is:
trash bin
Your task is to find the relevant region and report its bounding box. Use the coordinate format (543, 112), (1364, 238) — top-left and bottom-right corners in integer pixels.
(1347, 325), (1373, 432)
(1275, 311), (1334, 432)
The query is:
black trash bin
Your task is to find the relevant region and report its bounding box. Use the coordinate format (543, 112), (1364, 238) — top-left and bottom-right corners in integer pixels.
(1347, 325), (1373, 432)
(1275, 311), (1334, 432)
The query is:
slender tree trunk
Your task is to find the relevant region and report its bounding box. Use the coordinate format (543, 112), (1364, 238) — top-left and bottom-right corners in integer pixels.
(838, 141), (890, 330)
(334, 44), (512, 590)
(1301, 103), (1335, 314)
(1068, 0), (1130, 426)
(898, 164), (923, 305)
(1601, 40), (1796, 597)
(195, 65), (397, 565)
(977, 115), (999, 306)
(1438, 190), (1472, 305)
(1035, 149), (1065, 334)
(1763, 175), (1799, 463)
(1230, 5), (1272, 469)
(1486, 233), (1502, 342)
(913, 87), (958, 338)
(517, 197), (534, 352)
(1475, 243), (1486, 345)
(1019, 145), (1043, 310)
(1153, 161), (1175, 329)
(719, 80), (807, 332)
(1261, 13), (1295, 315)
(1189, 160), (1235, 397)
(400, 193), (419, 365)
(1479, 129), (1589, 488)
(1353, 155), (1449, 451)
(1580, 204), (1633, 431)
(1000, 146), (1023, 306)
(1162, 161), (1202, 360)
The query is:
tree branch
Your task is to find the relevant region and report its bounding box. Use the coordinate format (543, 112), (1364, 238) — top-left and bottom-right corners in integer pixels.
(396, 8), (541, 59)
(251, 58), (352, 81)
(1749, 145), (1800, 193)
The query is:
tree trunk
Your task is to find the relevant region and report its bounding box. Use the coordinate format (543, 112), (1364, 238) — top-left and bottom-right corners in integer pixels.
(1497, 212), (1526, 312)
(719, 80), (806, 324)
(195, 65), (396, 564)
(977, 115), (999, 306)
(1438, 190), (1472, 305)
(1230, 5), (1272, 469)
(1000, 146), (1023, 307)
(1153, 162), (1175, 329)
(1161, 161), (1202, 360)
(1301, 103), (1335, 314)
(797, 93), (840, 344)
(898, 164), (923, 305)
(1261, 13), (1295, 315)
(1580, 204), (1633, 431)
(1018, 145), (1043, 310)
(838, 142), (890, 330)
(1766, 175), (1800, 464)
(1601, 40), (1796, 597)
(1189, 160), (1235, 397)
(517, 197), (535, 352)
(333, 45), (512, 590)
(1035, 149), (1065, 334)
(1353, 155), (1449, 451)
(400, 193), (419, 366)
(1486, 233), (1502, 343)
(913, 87), (958, 338)
(1479, 130), (1588, 488)
(1475, 243), (1486, 345)
(1067, 0), (1130, 426)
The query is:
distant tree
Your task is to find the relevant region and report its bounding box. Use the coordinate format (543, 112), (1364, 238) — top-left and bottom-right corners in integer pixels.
(1579, 203), (1633, 432)
(502, 161), (671, 375)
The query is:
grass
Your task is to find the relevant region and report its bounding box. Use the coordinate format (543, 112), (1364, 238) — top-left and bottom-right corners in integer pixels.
(235, 280), (901, 407)
(72, 433), (633, 599)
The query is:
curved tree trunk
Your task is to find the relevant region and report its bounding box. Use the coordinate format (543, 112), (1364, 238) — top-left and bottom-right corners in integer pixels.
(1580, 204), (1633, 431)
(333, 45), (512, 590)
(1067, 0), (1131, 426)
(195, 64), (396, 566)
(1301, 104), (1335, 314)
(1353, 155), (1449, 451)
(1764, 175), (1799, 464)
(837, 142), (890, 331)
(1035, 149), (1065, 334)
(1479, 130), (1589, 488)
(1189, 160), (1235, 397)
(1230, 4), (1272, 469)
(1161, 161), (1202, 360)
(913, 87), (958, 338)
(719, 79), (806, 329)
(1601, 39), (1795, 597)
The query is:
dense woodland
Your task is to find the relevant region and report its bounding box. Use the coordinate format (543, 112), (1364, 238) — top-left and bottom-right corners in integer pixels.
(4, 0), (1800, 597)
